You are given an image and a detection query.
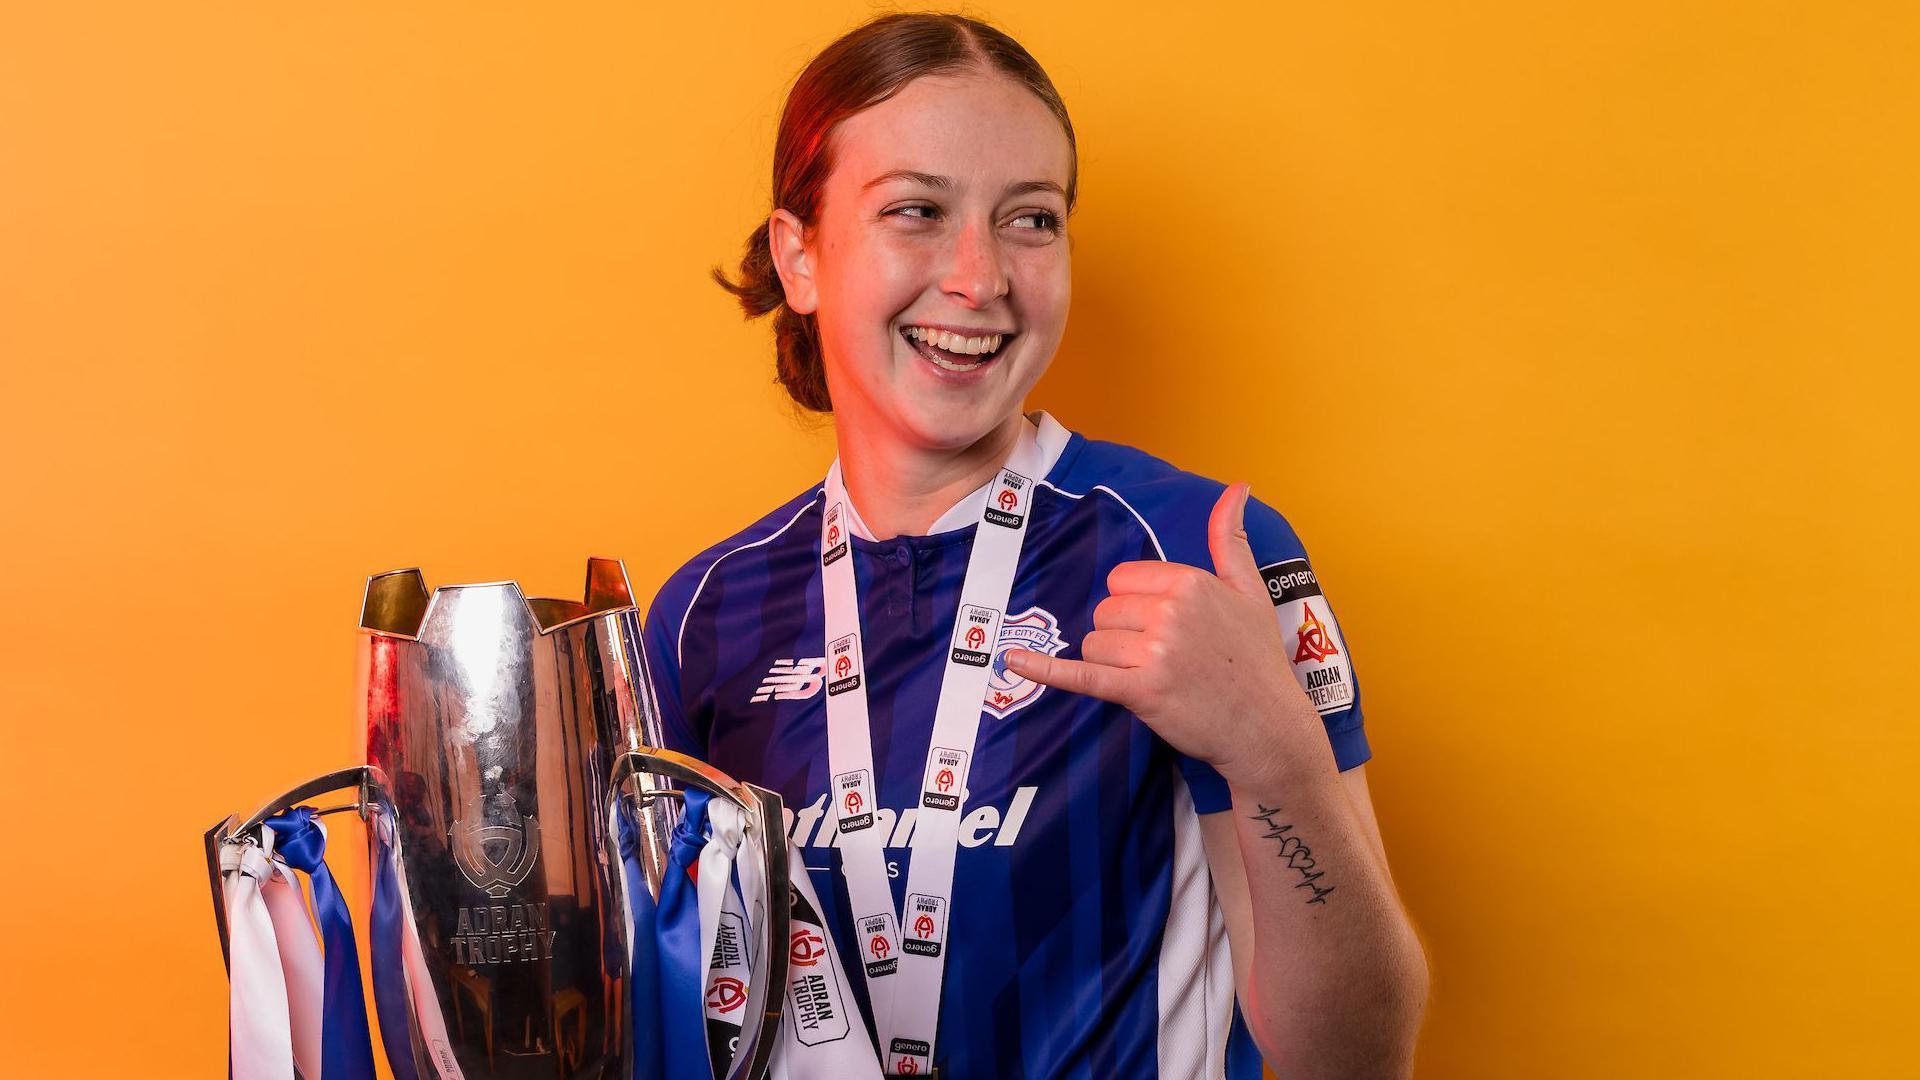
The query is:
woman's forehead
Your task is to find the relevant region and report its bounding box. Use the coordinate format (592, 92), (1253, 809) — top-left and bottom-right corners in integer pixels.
(826, 72), (1071, 198)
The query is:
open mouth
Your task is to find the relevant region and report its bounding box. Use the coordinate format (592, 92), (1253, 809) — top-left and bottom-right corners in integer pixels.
(900, 325), (1014, 374)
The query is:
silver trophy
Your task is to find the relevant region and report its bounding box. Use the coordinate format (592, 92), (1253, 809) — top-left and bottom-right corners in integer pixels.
(205, 558), (788, 1079)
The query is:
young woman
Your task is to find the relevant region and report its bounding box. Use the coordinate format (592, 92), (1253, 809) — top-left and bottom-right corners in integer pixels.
(644, 13), (1427, 1078)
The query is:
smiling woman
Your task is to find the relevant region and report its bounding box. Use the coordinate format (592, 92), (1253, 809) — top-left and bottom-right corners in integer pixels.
(677, 11), (1427, 1079)
(713, 16), (1075, 411)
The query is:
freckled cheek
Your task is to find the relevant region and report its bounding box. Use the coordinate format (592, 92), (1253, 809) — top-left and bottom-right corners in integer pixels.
(836, 243), (932, 317)
(1008, 254), (1072, 331)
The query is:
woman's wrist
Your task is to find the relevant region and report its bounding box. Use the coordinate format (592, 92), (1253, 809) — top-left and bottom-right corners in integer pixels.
(1212, 702), (1345, 799)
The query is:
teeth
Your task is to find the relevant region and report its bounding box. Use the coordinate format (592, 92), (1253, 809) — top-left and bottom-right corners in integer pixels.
(905, 326), (1004, 356)
(929, 352), (983, 372)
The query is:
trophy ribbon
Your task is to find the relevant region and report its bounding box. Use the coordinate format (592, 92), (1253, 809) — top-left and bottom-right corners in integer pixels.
(772, 862), (883, 1080)
(265, 808), (378, 1079)
(662, 790), (725, 1077)
(370, 805), (462, 1079)
(365, 809), (419, 1080)
(260, 858), (325, 1080)
(700, 794), (755, 1068)
(617, 798), (674, 1080)
(219, 837), (293, 1080)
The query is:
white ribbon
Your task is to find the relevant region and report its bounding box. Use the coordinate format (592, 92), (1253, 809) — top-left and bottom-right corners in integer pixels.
(682, 798), (880, 1078)
(222, 839), (293, 1080)
(698, 798), (749, 994)
(771, 840), (882, 1080)
(260, 859), (324, 1080)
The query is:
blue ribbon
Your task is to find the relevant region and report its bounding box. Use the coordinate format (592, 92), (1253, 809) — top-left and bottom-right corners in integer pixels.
(658, 789), (714, 1080)
(368, 811), (419, 1080)
(618, 804), (666, 1080)
(267, 807), (377, 1080)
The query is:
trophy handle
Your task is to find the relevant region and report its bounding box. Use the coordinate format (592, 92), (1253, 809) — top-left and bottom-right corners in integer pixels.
(611, 749), (790, 1080)
(203, 766), (382, 973)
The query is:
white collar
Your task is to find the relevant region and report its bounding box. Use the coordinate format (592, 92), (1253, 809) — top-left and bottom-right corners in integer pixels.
(837, 410), (1071, 541)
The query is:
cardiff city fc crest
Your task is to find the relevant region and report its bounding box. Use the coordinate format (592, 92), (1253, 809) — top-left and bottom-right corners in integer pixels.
(985, 606), (1069, 719)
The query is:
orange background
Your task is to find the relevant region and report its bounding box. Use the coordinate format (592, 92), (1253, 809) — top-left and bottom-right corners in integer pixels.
(2, 2), (1914, 1077)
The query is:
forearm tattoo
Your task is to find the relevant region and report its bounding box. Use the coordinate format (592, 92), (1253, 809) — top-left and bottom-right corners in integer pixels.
(1250, 804), (1336, 906)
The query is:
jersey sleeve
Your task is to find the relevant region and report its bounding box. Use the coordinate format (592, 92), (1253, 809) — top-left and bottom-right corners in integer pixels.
(1177, 494), (1371, 814)
(640, 589), (707, 757)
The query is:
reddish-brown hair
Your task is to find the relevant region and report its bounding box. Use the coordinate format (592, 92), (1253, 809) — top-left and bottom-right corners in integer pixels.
(711, 12), (1078, 412)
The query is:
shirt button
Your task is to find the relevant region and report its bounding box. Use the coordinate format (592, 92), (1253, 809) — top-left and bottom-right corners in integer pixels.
(891, 545), (912, 565)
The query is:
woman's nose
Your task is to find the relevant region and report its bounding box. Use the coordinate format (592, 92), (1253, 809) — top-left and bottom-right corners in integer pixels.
(940, 218), (1009, 307)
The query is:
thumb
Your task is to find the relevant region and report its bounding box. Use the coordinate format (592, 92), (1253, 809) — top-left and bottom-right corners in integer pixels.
(1207, 482), (1270, 601)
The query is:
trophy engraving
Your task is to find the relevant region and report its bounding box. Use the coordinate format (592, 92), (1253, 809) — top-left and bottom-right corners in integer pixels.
(452, 792), (542, 898)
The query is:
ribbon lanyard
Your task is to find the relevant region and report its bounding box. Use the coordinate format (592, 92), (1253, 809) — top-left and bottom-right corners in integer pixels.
(819, 440), (1044, 1076)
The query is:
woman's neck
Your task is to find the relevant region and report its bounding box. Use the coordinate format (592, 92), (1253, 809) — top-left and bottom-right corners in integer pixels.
(837, 411), (1029, 541)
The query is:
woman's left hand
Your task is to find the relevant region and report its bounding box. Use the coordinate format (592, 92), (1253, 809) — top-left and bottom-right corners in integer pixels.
(1003, 483), (1327, 789)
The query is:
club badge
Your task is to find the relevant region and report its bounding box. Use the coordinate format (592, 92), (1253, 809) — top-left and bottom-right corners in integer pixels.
(986, 606), (1069, 718)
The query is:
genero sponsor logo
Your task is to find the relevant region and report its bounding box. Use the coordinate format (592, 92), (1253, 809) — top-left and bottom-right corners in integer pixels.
(822, 501), (849, 566)
(889, 1039), (933, 1075)
(856, 912), (899, 978)
(826, 633), (862, 696)
(950, 605), (999, 667)
(833, 768), (875, 833)
(1258, 558), (1355, 716)
(920, 747), (969, 811)
(983, 469), (1030, 529)
(901, 893), (948, 958)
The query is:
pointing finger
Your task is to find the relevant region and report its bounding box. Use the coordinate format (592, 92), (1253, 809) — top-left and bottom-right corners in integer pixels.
(1004, 648), (1136, 708)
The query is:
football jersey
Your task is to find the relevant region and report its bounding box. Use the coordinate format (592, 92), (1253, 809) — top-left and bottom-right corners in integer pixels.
(641, 411), (1370, 1079)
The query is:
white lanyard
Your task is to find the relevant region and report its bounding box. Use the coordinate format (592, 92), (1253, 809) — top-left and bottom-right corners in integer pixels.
(819, 439), (1045, 1075)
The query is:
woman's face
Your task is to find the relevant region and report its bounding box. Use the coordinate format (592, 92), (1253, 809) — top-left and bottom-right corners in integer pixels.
(772, 70), (1073, 454)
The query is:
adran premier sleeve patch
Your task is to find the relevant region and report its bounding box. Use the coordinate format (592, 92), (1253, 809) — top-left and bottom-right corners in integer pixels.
(1258, 558), (1355, 716)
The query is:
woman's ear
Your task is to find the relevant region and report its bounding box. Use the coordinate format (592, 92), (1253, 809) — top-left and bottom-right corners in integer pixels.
(768, 209), (819, 315)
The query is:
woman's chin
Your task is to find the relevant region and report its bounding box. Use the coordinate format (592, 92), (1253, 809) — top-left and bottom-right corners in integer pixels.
(894, 397), (1023, 454)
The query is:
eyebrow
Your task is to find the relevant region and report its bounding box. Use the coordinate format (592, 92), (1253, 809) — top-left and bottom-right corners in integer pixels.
(862, 170), (1066, 201)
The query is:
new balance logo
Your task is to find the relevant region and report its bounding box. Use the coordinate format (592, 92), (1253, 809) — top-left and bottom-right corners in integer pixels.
(750, 658), (826, 703)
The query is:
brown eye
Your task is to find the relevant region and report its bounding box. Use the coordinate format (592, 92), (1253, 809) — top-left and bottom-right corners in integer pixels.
(1009, 211), (1061, 232)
